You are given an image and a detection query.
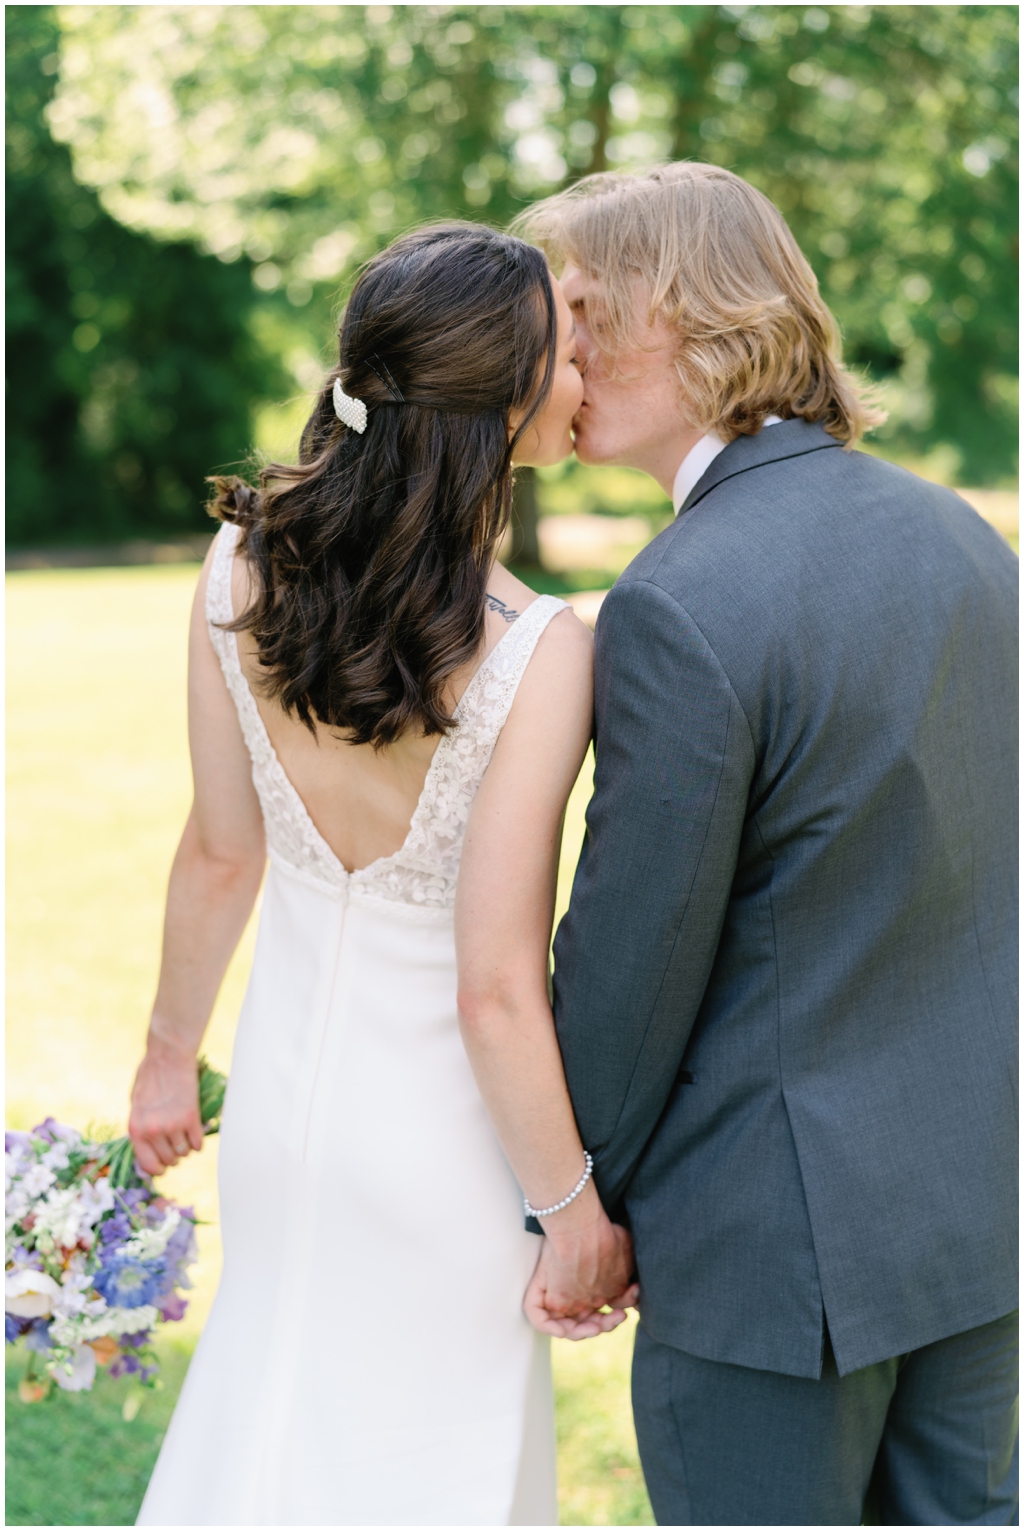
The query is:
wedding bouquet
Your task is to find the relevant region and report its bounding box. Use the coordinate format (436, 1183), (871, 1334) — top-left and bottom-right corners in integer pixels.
(5, 1059), (225, 1402)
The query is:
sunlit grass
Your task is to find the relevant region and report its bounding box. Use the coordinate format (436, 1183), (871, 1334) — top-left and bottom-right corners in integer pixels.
(5, 1342), (192, 1527)
(5, 564), (651, 1526)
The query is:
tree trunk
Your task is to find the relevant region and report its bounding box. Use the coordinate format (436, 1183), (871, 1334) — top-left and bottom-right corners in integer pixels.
(570, 6), (624, 182)
(509, 466), (541, 567)
(670, 11), (721, 161)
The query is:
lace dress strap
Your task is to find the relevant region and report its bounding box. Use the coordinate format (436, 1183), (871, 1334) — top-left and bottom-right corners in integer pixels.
(455, 595), (569, 737)
(206, 523), (255, 738)
(206, 522), (347, 897)
(355, 594), (569, 909)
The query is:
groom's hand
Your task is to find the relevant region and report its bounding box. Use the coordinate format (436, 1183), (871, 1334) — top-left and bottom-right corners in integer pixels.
(524, 1211), (639, 1340)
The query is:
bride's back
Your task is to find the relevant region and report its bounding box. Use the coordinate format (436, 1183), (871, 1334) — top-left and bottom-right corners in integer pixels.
(231, 552), (546, 874)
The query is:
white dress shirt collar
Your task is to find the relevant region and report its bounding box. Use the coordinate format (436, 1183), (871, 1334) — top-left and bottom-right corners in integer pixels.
(671, 416), (783, 516)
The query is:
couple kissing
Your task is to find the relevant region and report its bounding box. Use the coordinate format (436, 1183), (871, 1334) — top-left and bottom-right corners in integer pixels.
(130, 162), (1017, 1527)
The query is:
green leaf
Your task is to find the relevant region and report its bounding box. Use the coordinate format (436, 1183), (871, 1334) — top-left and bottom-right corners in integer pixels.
(196, 1056), (227, 1135)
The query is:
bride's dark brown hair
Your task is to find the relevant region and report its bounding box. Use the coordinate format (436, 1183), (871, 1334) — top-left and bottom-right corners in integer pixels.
(209, 223), (558, 747)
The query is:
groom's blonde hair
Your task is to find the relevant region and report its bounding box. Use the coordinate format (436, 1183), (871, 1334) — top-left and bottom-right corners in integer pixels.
(516, 162), (884, 445)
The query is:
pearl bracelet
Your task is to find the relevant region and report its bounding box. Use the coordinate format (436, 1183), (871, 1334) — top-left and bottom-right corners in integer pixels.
(524, 1152), (594, 1220)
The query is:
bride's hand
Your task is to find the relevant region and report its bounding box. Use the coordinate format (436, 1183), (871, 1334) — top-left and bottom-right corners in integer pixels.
(128, 1036), (204, 1176)
(523, 1209), (639, 1341)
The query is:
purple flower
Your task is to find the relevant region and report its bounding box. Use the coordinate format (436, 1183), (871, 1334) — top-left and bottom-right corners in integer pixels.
(5, 1130), (31, 1153)
(8, 1244), (44, 1271)
(28, 1117), (78, 1145)
(120, 1329), (152, 1348)
(100, 1212), (132, 1247)
(162, 1214), (198, 1289)
(93, 1255), (167, 1309)
(164, 1214), (196, 1261)
(24, 1318), (53, 1354)
(6, 1314), (29, 1344)
(112, 1355), (154, 1383)
(158, 1293), (188, 1323)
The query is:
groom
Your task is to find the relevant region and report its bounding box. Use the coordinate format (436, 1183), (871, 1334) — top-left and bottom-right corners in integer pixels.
(520, 164), (1018, 1525)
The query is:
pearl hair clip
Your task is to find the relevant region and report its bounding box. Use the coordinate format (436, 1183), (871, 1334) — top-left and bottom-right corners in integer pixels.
(332, 377), (367, 434)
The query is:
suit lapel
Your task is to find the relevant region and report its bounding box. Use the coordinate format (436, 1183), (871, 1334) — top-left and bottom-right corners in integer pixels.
(680, 420), (842, 517)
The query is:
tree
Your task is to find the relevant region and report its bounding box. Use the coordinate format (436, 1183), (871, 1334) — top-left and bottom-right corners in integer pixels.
(506, 5), (1018, 481)
(18, 3), (1020, 530)
(6, 5), (284, 544)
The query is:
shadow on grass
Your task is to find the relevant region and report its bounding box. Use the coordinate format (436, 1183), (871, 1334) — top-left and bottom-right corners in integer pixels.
(5, 1340), (192, 1527)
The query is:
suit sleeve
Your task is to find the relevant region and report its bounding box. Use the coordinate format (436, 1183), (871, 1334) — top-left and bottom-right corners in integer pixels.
(552, 577), (756, 1216)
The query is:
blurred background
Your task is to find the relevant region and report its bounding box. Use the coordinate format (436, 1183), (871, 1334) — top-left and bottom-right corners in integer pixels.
(6, 5), (1018, 1525)
(7, 2), (1019, 557)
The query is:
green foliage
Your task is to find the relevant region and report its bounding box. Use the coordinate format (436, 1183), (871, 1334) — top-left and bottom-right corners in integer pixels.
(43, 4), (1018, 486)
(5, 6), (285, 545)
(6, 7), (1017, 549)
(196, 1057), (227, 1136)
(538, 4), (1018, 484)
(99, 1134), (143, 1192)
(539, 460), (672, 520)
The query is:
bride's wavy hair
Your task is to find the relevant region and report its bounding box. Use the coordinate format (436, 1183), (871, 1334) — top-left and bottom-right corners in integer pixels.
(209, 223), (557, 747)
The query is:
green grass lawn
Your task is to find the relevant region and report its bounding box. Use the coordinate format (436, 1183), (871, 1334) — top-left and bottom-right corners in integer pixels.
(5, 1343), (191, 1527)
(5, 563), (653, 1526)
(6, 1324), (650, 1528)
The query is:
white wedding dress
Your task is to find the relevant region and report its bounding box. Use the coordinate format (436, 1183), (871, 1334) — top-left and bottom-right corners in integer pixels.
(138, 522), (565, 1527)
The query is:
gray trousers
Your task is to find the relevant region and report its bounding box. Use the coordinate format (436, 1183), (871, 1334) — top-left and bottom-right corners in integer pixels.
(632, 1311), (1018, 1526)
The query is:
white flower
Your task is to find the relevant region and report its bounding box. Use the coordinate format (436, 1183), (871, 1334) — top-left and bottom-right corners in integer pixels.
(5, 1268), (62, 1318)
(51, 1284), (89, 1320)
(47, 1258), (94, 1322)
(6, 1189), (31, 1233)
(5, 1143), (32, 1191)
(124, 1206), (180, 1261)
(77, 1178), (115, 1227)
(18, 1162), (56, 1200)
(52, 1342), (97, 1393)
(32, 1185), (92, 1252)
(48, 1313), (88, 1345)
(41, 1142), (71, 1173)
(50, 1304), (159, 1346)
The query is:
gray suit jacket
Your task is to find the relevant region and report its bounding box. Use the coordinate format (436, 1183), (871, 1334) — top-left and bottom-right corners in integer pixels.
(552, 421), (1018, 1379)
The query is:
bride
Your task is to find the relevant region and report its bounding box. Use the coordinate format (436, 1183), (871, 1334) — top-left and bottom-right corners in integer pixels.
(129, 223), (636, 1527)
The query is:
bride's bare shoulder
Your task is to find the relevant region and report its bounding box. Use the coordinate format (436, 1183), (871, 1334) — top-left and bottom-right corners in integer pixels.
(487, 563), (593, 660)
(486, 570), (593, 734)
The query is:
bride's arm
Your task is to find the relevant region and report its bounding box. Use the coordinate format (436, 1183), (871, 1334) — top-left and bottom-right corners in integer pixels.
(129, 551), (266, 1176)
(455, 607), (636, 1338)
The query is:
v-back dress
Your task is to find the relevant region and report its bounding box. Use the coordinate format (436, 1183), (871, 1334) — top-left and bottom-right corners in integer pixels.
(137, 522), (566, 1527)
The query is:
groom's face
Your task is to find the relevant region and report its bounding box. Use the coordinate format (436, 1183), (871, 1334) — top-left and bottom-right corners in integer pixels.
(561, 266), (699, 480)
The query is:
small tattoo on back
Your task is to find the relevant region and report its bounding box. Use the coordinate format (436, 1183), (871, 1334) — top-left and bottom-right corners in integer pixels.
(485, 594), (520, 623)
